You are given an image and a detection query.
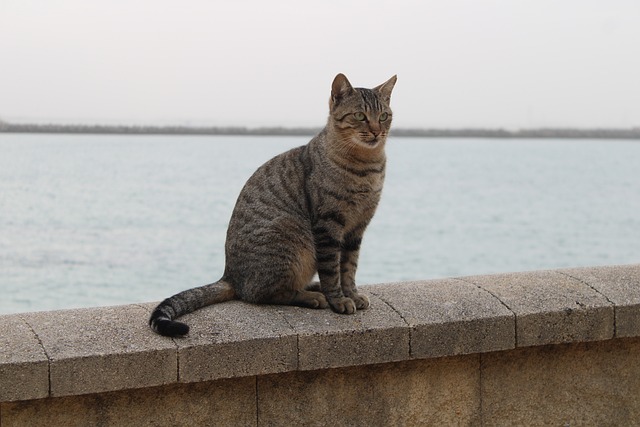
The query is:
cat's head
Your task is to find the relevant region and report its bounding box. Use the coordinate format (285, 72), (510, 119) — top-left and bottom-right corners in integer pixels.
(328, 73), (397, 150)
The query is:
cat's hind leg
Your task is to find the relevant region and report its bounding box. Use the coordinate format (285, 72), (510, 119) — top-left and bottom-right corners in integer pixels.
(263, 288), (328, 309)
(259, 268), (327, 309)
(304, 281), (321, 292)
(236, 240), (328, 309)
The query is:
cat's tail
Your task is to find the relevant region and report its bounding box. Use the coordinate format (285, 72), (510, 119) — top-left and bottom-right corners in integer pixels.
(149, 279), (236, 337)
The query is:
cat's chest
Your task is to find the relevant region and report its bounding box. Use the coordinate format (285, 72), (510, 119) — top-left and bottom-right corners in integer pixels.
(346, 175), (383, 205)
(313, 153), (385, 227)
(335, 173), (384, 228)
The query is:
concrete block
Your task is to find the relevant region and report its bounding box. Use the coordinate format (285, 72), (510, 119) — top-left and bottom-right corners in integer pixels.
(370, 279), (515, 359)
(175, 301), (297, 383)
(1, 376), (256, 427)
(258, 356), (481, 427)
(462, 270), (614, 347)
(22, 304), (177, 397)
(560, 264), (640, 337)
(481, 337), (640, 426)
(0, 314), (49, 402)
(277, 289), (409, 371)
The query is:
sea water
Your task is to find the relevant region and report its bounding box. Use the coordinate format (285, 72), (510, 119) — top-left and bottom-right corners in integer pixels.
(1, 133), (638, 314)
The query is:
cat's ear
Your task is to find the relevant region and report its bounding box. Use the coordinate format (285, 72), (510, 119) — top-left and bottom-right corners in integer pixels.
(374, 75), (397, 102)
(330, 73), (354, 109)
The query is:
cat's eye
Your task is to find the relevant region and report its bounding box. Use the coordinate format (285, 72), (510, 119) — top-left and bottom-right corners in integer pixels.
(353, 112), (366, 121)
(379, 112), (389, 122)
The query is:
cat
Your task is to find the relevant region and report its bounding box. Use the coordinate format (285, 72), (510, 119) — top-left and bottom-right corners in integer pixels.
(149, 73), (397, 337)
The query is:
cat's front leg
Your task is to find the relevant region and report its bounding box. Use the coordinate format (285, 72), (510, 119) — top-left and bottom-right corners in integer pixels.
(318, 253), (356, 314)
(340, 232), (370, 310)
(313, 222), (356, 314)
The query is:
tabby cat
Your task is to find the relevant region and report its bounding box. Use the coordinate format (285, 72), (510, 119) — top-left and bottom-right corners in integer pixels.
(149, 73), (397, 336)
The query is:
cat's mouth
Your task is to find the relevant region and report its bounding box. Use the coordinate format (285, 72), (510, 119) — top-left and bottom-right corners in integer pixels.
(364, 137), (380, 147)
(352, 134), (383, 148)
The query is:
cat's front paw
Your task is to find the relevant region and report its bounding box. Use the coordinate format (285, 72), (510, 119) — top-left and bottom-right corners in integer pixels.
(328, 296), (356, 314)
(351, 293), (370, 310)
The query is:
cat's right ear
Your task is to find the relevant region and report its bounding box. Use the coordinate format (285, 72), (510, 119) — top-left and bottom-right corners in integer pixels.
(330, 73), (354, 110)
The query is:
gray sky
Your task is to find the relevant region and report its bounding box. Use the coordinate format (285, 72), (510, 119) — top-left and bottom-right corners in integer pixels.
(1, 0), (639, 129)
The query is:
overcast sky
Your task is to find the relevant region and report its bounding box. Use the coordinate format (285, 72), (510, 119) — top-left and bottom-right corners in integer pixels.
(1, 0), (638, 129)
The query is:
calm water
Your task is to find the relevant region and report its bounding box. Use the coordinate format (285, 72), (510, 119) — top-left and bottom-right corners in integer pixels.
(1, 134), (639, 314)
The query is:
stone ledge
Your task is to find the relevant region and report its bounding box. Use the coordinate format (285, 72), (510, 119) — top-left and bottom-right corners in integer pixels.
(459, 269), (615, 347)
(369, 278), (514, 358)
(559, 265), (640, 337)
(1, 264), (638, 403)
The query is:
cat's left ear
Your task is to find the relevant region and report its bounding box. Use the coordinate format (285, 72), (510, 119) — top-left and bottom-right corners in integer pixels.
(374, 75), (397, 102)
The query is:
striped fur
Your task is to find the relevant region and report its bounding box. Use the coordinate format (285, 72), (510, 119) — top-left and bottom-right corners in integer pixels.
(149, 73), (397, 336)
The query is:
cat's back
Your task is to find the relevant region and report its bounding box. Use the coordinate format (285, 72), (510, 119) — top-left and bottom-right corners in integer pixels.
(228, 143), (311, 231)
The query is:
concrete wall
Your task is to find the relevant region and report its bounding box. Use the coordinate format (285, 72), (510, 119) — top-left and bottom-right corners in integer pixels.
(1, 264), (639, 426)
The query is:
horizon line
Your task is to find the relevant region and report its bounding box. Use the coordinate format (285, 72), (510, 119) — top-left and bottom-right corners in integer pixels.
(1, 121), (639, 139)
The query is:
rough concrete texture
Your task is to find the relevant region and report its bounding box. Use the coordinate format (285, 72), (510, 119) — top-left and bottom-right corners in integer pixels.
(560, 264), (640, 337)
(5, 338), (640, 426)
(1, 264), (638, 409)
(173, 300), (298, 383)
(482, 337), (640, 426)
(0, 315), (49, 402)
(461, 270), (614, 347)
(1, 376), (257, 427)
(21, 304), (177, 397)
(258, 356), (481, 427)
(369, 279), (515, 358)
(277, 290), (410, 370)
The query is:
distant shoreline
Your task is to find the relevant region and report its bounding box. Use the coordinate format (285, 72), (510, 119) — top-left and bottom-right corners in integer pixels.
(1, 122), (639, 139)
